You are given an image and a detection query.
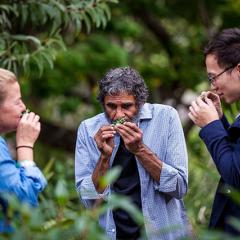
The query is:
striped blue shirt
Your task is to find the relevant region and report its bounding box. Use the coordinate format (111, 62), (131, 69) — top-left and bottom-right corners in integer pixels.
(75, 103), (189, 240)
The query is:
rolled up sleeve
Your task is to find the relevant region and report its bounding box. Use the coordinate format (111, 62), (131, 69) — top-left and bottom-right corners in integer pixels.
(0, 158), (47, 207)
(155, 108), (188, 199)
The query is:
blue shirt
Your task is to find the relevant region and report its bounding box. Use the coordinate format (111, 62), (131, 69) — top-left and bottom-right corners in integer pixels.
(0, 137), (47, 232)
(75, 103), (189, 240)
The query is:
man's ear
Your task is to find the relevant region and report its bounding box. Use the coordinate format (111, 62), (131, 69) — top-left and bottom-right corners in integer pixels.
(237, 63), (240, 74)
(237, 63), (240, 80)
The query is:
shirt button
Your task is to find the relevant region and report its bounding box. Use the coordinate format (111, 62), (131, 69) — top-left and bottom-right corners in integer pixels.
(111, 229), (115, 232)
(226, 189), (231, 194)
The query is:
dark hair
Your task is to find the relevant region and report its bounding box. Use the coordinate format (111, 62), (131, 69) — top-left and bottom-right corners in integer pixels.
(204, 28), (240, 69)
(97, 67), (149, 108)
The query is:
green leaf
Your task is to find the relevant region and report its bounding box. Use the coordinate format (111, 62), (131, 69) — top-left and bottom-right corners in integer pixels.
(101, 3), (111, 21)
(40, 51), (54, 69)
(55, 179), (69, 206)
(50, 0), (66, 12)
(108, 194), (144, 225)
(10, 34), (42, 47)
(43, 157), (55, 180)
(30, 54), (44, 77)
(19, 4), (28, 28)
(99, 166), (121, 188)
(82, 12), (91, 33)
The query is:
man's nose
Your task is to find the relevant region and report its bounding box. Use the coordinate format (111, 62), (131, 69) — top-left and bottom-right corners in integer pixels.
(115, 108), (125, 119)
(210, 83), (217, 91)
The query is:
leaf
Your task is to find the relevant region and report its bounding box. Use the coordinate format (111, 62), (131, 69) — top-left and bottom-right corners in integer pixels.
(108, 194), (144, 224)
(40, 50), (54, 69)
(95, 6), (104, 28)
(50, 0), (66, 12)
(43, 157), (55, 180)
(55, 179), (69, 206)
(101, 3), (111, 21)
(10, 34), (42, 47)
(106, 0), (119, 3)
(30, 54), (44, 77)
(19, 3), (28, 28)
(82, 12), (91, 33)
(99, 166), (121, 188)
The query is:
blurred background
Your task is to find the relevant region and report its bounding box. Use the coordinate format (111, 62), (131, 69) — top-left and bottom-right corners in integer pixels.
(1, 0), (240, 239)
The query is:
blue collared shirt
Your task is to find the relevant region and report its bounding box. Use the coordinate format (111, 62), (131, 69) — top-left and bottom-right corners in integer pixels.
(0, 137), (47, 206)
(75, 103), (189, 240)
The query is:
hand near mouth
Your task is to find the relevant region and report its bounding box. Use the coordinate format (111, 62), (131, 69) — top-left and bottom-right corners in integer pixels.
(112, 117), (126, 126)
(200, 91), (223, 118)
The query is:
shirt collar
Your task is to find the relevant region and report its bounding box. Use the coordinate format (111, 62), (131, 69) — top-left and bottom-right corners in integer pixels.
(138, 103), (153, 120)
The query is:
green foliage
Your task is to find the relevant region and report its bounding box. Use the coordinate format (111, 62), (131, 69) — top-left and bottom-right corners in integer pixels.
(1, 0), (240, 239)
(1, 164), (145, 240)
(185, 126), (219, 231)
(0, 0), (117, 77)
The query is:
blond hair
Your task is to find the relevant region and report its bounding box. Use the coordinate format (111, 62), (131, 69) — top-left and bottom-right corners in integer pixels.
(0, 68), (17, 104)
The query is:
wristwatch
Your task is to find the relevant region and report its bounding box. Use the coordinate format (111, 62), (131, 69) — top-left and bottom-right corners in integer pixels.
(19, 160), (36, 167)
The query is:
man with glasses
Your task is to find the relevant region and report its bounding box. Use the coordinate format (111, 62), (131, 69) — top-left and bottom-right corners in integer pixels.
(189, 28), (240, 235)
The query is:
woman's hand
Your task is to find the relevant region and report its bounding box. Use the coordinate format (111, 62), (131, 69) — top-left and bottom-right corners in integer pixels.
(16, 112), (41, 147)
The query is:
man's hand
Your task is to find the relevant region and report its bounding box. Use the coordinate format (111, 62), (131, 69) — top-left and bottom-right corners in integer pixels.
(93, 125), (116, 193)
(115, 122), (143, 154)
(188, 96), (219, 128)
(200, 91), (223, 118)
(94, 125), (116, 158)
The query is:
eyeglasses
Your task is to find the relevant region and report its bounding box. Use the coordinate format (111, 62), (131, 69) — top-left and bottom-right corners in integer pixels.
(207, 65), (235, 84)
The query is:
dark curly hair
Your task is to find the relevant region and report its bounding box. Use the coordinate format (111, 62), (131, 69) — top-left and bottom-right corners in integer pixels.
(97, 67), (149, 109)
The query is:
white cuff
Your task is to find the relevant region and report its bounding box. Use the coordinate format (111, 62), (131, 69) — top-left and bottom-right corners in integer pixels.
(19, 160), (36, 168)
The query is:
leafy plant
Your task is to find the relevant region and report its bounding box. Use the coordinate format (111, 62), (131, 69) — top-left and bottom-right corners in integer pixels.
(0, 0), (118, 77)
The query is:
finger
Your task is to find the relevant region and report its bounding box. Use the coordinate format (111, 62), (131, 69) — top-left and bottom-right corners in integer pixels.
(25, 112), (36, 122)
(102, 133), (115, 140)
(33, 114), (40, 124)
(117, 128), (133, 142)
(189, 106), (197, 117)
(188, 112), (196, 123)
(196, 96), (207, 107)
(200, 91), (207, 99)
(206, 91), (219, 101)
(100, 125), (115, 133)
(123, 121), (140, 132)
(20, 111), (29, 121)
(115, 124), (137, 137)
(37, 122), (41, 131)
(101, 130), (116, 137)
(191, 100), (200, 112)
(201, 91), (207, 95)
(98, 125), (116, 137)
(102, 124), (115, 130)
